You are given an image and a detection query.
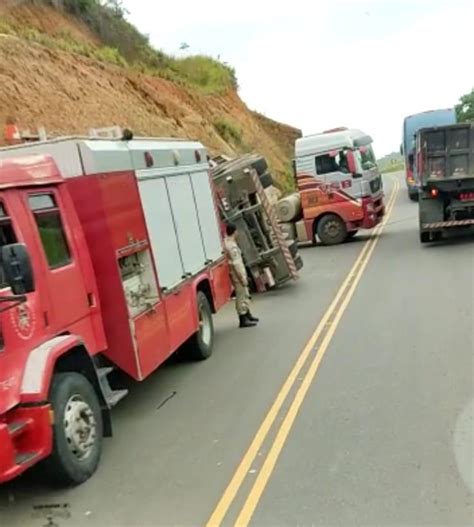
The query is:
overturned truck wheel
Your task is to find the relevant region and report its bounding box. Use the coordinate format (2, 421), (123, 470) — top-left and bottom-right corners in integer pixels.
(259, 172), (274, 189)
(250, 157), (268, 176)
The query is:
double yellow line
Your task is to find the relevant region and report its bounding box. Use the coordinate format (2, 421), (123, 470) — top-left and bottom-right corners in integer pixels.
(207, 178), (400, 527)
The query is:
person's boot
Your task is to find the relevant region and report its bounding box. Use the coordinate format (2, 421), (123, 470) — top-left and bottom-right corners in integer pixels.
(247, 311), (259, 323)
(239, 314), (257, 328)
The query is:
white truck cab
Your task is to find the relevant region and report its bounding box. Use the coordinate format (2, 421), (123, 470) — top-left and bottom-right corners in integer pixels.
(280, 128), (385, 245)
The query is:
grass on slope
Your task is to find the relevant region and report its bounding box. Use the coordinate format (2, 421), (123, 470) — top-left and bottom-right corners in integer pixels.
(0, 0), (237, 95)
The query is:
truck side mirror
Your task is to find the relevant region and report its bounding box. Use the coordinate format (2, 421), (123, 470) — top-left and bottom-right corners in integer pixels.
(1, 243), (35, 295)
(400, 144), (403, 155)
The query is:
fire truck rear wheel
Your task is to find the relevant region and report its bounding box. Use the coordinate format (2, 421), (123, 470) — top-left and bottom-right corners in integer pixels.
(43, 372), (103, 486)
(317, 214), (347, 245)
(185, 291), (214, 361)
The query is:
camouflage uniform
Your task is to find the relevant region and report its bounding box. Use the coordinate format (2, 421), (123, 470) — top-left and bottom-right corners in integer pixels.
(224, 235), (250, 316)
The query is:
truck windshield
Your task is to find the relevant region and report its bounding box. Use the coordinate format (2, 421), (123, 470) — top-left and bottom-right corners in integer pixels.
(356, 145), (377, 170)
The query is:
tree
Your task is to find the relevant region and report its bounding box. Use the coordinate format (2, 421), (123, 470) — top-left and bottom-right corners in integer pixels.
(455, 88), (474, 122)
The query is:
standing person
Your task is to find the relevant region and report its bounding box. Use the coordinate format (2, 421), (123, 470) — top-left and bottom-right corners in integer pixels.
(224, 224), (259, 328)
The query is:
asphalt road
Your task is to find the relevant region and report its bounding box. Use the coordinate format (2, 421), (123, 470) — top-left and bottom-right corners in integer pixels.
(1, 172), (473, 526)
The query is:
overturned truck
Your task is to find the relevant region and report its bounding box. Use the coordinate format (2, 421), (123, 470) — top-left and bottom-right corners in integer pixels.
(211, 154), (303, 292)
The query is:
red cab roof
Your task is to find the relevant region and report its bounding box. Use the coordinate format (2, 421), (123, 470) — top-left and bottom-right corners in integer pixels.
(0, 155), (62, 189)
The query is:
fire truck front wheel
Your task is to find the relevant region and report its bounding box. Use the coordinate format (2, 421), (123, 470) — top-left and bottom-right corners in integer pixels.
(43, 372), (103, 486)
(184, 291), (214, 361)
(316, 214), (347, 245)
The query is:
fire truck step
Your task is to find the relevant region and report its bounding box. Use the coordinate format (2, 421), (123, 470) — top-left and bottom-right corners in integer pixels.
(105, 389), (129, 408)
(97, 366), (129, 408)
(7, 421), (29, 438)
(97, 366), (114, 378)
(15, 452), (39, 466)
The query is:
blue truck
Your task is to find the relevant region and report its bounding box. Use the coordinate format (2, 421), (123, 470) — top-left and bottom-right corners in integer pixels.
(401, 109), (456, 201)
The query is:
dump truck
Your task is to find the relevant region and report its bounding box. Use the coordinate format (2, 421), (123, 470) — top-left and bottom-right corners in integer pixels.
(418, 122), (474, 243)
(211, 154), (303, 292)
(401, 109), (456, 201)
(0, 135), (231, 486)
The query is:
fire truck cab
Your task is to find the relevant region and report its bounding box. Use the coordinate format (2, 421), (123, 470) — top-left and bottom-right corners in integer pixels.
(0, 137), (231, 486)
(293, 128), (385, 245)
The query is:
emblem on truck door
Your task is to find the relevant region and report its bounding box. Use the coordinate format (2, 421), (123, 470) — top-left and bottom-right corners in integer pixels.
(10, 303), (35, 340)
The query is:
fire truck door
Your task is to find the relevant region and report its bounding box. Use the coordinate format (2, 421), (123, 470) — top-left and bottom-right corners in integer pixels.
(25, 190), (90, 332)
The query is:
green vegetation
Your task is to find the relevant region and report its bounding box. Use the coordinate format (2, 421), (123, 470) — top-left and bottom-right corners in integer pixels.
(172, 56), (237, 94)
(5, 24), (127, 66)
(377, 152), (404, 174)
(60, 0), (170, 68)
(0, 1), (237, 93)
(278, 163), (297, 194)
(380, 161), (404, 174)
(214, 118), (242, 145)
(455, 88), (474, 122)
(28, 0), (236, 94)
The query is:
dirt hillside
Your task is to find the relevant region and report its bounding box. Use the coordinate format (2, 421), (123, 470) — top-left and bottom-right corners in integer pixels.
(0, 1), (301, 183)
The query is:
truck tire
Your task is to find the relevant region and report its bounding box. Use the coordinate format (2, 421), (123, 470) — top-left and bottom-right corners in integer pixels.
(420, 231), (430, 244)
(43, 372), (103, 487)
(408, 189), (419, 202)
(346, 230), (358, 241)
(184, 292), (214, 361)
(250, 157), (268, 176)
(259, 172), (273, 189)
(287, 239), (299, 258)
(317, 214), (347, 245)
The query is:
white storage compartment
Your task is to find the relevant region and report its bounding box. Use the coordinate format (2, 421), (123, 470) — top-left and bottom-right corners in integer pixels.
(138, 175), (184, 290)
(190, 170), (223, 262)
(166, 174), (206, 275)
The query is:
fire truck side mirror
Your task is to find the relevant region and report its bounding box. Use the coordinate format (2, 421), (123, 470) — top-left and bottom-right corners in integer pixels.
(1, 243), (35, 295)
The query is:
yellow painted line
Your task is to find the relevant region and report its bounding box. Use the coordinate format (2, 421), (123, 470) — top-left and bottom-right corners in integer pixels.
(234, 179), (400, 526)
(206, 179), (399, 527)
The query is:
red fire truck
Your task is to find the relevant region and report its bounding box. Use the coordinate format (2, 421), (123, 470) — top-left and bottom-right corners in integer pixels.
(0, 136), (231, 486)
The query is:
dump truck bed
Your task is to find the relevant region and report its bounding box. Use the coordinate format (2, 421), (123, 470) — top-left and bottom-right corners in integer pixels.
(420, 123), (474, 188)
(418, 123), (474, 241)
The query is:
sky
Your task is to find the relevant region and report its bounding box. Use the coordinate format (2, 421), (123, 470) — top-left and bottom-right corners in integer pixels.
(122, 0), (473, 156)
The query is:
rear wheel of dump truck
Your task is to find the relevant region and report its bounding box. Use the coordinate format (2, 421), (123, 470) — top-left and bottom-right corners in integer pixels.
(316, 214), (347, 245)
(43, 372), (103, 487)
(184, 292), (214, 361)
(408, 189), (419, 202)
(420, 231), (430, 244)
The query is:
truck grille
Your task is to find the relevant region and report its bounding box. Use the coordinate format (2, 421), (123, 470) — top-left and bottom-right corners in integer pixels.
(370, 176), (382, 194)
